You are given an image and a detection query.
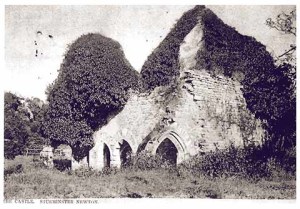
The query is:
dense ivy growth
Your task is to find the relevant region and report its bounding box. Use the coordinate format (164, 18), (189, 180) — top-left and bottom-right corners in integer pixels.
(43, 118), (94, 160)
(140, 5), (295, 170)
(140, 6), (205, 90)
(198, 9), (274, 78)
(199, 9), (276, 118)
(44, 33), (139, 160)
(198, 8), (296, 166)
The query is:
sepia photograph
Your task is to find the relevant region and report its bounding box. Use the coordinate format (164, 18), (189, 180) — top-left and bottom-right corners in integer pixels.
(2, 1), (297, 203)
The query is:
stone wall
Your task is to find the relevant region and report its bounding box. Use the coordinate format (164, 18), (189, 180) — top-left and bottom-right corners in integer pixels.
(86, 69), (264, 170)
(74, 18), (265, 171)
(177, 19), (264, 153)
(88, 89), (165, 170)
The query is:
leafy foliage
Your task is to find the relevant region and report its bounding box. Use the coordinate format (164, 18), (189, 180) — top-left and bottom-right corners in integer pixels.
(44, 33), (139, 159)
(266, 10), (296, 72)
(4, 156), (295, 199)
(24, 98), (49, 149)
(125, 151), (168, 170)
(43, 118), (93, 160)
(266, 9), (297, 171)
(140, 5), (295, 172)
(140, 6), (205, 90)
(266, 10), (296, 36)
(180, 144), (287, 178)
(4, 164), (23, 179)
(197, 8), (296, 167)
(4, 92), (48, 159)
(198, 9), (275, 79)
(4, 107), (28, 159)
(5, 92), (29, 159)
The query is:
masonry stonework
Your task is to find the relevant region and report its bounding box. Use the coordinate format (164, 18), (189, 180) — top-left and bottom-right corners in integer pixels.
(73, 16), (264, 171)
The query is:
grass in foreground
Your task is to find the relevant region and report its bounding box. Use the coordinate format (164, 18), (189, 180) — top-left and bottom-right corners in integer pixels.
(4, 156), (296, 199)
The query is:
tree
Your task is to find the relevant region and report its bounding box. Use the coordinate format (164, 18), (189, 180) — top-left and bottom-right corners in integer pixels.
(43, 33), (139, 160)
(24, 97), (49, 149)
(4, 92), (49, 159)
(4, 92), (29, 159)
(266, 9), (296, 85)
(266, 9), (296, 78)
(264, 9), (296, 169)
(266, 10), (296, 36)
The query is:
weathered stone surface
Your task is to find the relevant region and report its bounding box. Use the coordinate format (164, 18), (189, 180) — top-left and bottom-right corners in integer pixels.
(54, 144), (72, 160)
(74, 14), (264, 171)
(40, 146), (54, 168)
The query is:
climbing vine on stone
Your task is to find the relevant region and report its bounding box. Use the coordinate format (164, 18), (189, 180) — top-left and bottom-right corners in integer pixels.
(43, 33), (139, 160)
(196, 8), (296, 169)
(140, 6), (205, 91)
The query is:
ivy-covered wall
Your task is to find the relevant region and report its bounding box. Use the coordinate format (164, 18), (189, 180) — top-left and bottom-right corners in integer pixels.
(87, 15), (264, 170)
(76, 6), (268, 170)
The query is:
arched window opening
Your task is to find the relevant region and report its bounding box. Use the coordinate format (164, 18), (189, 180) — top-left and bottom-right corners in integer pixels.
(156, 138), (178, 165)
(103, 143), (111, 168)
(119, 140), (132, 167)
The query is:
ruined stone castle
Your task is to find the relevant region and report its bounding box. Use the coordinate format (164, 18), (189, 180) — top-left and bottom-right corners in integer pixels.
(72, 6), (265, 170)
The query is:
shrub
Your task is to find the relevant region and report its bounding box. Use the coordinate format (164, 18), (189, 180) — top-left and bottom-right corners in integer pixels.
(4, 164), (23, 177)
(53, 159), (72, 171)
(4, 138), (26, 160)
(180, 144), (272, 179)
(126, 151), (173, 171)
(72, 167), (100, 178)
(101, 167), (118, 176)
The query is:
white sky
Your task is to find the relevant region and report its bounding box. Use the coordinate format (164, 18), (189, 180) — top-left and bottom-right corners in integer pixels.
(4, 5), (296, 101)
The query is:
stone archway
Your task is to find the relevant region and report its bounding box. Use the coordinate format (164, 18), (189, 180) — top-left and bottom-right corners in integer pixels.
(103, 143), (111, 168)
(119, 139), (132, 167)
(151, 131), (186, 164)
(156, 138), (178, 165)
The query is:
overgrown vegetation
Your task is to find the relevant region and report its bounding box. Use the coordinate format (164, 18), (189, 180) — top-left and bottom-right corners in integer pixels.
(140, 6), (205, 90)
(43, 33), (139, 160)
(181, 144), (295, 179)
(4, 156), (296, 199)
(4, 6), (296, 199)
(197, 8), (296, 173)
(4, 92), (48, 159)
(122, 150), (174, 170)
(139, 5), (295, 175)
(114, 144), (294, 180)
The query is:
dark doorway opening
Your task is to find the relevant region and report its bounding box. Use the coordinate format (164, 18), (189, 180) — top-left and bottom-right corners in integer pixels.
(119, 140), (132, 167)
(156, 138), (178, 165)
(103, 143), (111, 168)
